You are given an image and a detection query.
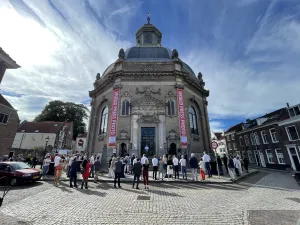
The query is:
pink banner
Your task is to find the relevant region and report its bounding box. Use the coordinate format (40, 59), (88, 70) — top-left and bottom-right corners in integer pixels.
(177, 89), (188, 148)
(108, 89), (120, 147)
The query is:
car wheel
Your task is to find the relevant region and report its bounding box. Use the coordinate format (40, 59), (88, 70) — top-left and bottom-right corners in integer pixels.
(10, 178), (17, 186)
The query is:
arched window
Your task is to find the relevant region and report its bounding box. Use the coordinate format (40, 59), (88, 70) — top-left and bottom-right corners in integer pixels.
(167, 100), (175, 116)
(99, 106), (108, 135)
(189, 106), (198, 135)
(121, 100), (130, 115)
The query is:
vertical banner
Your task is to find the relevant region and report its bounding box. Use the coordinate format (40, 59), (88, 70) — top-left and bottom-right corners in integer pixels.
(177, 89), (188, 148)
(108, 89), (120, 147)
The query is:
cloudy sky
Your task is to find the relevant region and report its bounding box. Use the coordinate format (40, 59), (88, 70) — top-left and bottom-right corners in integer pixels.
(0, 0), (300, 132)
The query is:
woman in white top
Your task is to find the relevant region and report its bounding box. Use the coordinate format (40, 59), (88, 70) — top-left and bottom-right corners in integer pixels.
(198, 158), (206, 181)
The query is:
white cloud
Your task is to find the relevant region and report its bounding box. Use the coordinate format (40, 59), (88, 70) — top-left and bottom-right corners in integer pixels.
(209, 121), (226, 132)
(0, 0), (136, 121)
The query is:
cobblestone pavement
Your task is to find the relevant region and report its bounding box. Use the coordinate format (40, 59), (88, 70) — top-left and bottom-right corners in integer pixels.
(1, 171), (300, 225)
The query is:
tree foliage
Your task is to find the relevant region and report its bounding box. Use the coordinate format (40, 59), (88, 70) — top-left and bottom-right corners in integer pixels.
(34, 100), (89, 139)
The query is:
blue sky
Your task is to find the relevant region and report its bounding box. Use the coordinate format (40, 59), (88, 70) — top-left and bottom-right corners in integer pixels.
(0, 0), (300, 132)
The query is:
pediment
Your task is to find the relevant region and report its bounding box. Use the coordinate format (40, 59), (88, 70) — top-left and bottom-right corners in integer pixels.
(131, 96), (165, 107)
(137, 115), (160, 124)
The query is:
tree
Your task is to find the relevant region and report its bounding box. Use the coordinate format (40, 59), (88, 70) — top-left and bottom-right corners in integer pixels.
(34, 100), (89, 139)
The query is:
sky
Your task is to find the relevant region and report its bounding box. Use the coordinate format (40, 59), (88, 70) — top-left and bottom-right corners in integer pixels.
(0, 0), (300, 132)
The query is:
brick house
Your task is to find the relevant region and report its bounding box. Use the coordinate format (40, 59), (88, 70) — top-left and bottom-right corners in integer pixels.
(224, 106), (299, 171)
(277, 103), (300, 171)
(11, 121), (73, 156)
(0, 48), (20, 156)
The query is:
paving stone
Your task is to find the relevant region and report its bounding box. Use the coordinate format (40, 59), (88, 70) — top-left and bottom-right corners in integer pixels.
(0, 172), (299, 224)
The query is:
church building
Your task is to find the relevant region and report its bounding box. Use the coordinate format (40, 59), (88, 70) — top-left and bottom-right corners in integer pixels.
(87, 16), (211, 159)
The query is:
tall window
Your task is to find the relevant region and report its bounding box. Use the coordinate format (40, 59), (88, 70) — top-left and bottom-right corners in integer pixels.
(250, 133), (256, 145)
(286, 126), (299, 141)
(167, 100), (175, 116)
(239, 136), (244, 146)
(247, 151), (255, 163)
(265, 149), (274, 163)
(0, 113), (9, 124)
(99, 106), (108, 135)
(233, 142), (237, 150)
(244, 135), (250, 146)
(254, 132), (260, 145)
(269, 128), (278, 143)
(260, 130), (268, 144)
(228, 143), (232, 150)
(121, 100), (130, 115)
(275, 149), (285, 164)
(189, 106), (198, 135)
(231, 134), (235, 140)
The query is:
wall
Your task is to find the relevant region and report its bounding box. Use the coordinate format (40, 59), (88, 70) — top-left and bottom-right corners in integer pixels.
(0, 105), (19, 155)
(12, 133), (56, 150)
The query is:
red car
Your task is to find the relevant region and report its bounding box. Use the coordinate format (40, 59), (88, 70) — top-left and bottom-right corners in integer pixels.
(0, 162), (41, 186)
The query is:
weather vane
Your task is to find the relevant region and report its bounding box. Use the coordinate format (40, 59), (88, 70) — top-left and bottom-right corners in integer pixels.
(147, 12), (150, 24)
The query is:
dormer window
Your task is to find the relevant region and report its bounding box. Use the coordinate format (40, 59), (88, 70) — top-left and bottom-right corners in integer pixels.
(289, 105), (300, 117)
(21, 130), (25, 132)
(35, 130), (39, 133)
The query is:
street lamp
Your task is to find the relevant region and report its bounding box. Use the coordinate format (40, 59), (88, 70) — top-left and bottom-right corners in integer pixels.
(43, 137), (50, 160)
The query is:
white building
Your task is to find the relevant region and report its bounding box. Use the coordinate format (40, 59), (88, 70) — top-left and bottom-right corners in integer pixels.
(211, 131), (228, 156)
(75, 133), (87, 152)
(11, 121), (73, 155)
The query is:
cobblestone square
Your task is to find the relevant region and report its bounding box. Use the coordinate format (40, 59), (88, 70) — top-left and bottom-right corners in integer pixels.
(1, 171), (300, 225)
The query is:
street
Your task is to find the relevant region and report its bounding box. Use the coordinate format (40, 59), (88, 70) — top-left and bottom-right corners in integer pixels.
(1, 170), (300, 225)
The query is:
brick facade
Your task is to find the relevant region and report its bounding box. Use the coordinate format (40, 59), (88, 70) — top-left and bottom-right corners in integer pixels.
(225, 105), (300, 171)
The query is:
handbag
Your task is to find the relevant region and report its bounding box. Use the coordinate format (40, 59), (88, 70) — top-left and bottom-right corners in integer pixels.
(80, 168), (85, 174)
(169, 165), (173, 170)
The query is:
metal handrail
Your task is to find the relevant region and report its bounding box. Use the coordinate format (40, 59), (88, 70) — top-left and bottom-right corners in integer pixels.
(0, 176), (12, 208)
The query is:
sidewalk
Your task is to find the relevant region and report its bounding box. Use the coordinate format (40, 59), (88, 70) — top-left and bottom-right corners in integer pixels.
(40, 167), (258, 184)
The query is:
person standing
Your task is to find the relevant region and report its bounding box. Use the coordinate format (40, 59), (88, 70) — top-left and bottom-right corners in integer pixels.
(114, 157), (122, 188)
(54, 153), (61, 177)
(167, 155), (174, 179)
(130, 154), (135, 174)
(109, 157), (116, 178)
(233, 156), (240, 176)
(81, 159), (91, 189)
(179, 155), (187, 180)
(89, 155), (95, 178)
(143, 159), (150, 189)
(32, 156), (37, 168)
(237, 156), (243, 176)
(124, 154), (130, 174)
(158, 157), (165, 180)
(152, 155), (159, 180)
(243, 156), (249, 173)
(69, 157), (78, 188)
(42, 156), (51, 177)
(141, 154), (147, 165)
(173, 155), (179, 179)
(94, 157), (101, 183)
(203, 152), (212, 177)
(189, 153), (198, 181)
(223, 154), (229, 173)
(228, 156), (236, 180)
(217, 155), (224, 176)
(199, 157), (206, 181)
(54, 159), (63, 186)
(132, 158), (142, 189)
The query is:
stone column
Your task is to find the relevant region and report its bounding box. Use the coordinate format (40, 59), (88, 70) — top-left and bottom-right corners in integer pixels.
(158, 115), (166, 156)
(131, 115), (139, 156)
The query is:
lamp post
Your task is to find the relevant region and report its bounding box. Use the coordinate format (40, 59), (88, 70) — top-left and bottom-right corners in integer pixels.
(43, 137), (50, 159)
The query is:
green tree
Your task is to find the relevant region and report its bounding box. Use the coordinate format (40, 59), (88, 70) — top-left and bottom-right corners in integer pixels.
(34, 100), (89, 139)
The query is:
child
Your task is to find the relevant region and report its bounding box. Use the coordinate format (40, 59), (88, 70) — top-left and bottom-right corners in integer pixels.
(54, 159), (63, 186)
(199, 157), (206, 181)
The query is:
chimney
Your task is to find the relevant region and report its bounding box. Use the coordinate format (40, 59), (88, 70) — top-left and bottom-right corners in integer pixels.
(286, 102), (290, 108)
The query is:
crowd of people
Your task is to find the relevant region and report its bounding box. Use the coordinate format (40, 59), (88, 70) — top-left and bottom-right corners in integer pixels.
(2, 151), (250, 189)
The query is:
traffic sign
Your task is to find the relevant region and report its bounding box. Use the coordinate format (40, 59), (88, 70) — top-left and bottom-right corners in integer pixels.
(211, 141), (218, 149)
(78, 139), (84, 146)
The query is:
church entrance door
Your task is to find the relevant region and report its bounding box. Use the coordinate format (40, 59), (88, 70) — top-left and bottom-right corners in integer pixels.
(141, 127), (155, 157)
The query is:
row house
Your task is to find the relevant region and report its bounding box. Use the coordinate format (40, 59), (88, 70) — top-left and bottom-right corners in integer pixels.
(0, 48), (20, 156)
(211, 131), (227, 156)
(225, 104), (300, 171)
(11, 121), (73, 156)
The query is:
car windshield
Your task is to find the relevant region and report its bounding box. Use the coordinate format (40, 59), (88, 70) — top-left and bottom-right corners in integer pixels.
(10, 162), (31, 170)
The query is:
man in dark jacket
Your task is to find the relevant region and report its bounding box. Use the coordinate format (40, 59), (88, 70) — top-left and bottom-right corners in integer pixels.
(69, 158), (78, 188)
(243, 156), (249, 173)
(189, 153), (198, 181)
(223, 154), (229, 173)
(132, 158), (142, 189)
(114, 157), (122, 188)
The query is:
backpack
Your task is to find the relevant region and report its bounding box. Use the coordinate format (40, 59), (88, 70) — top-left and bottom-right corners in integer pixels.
(228, 159), (234, 169)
